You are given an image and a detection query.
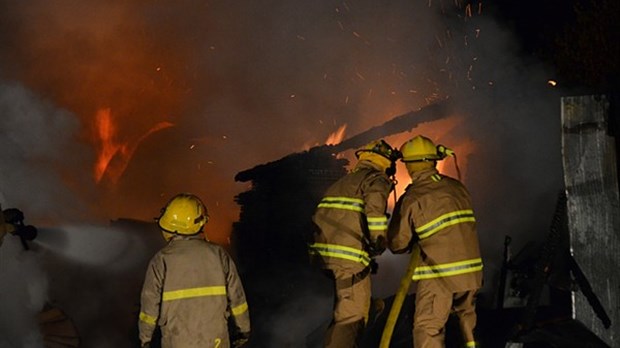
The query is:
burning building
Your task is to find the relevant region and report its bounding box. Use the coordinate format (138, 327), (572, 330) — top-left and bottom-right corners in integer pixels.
(232, 97), (620, 347)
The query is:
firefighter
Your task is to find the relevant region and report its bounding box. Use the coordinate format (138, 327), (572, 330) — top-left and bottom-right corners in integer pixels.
(309, 139), (401, 348)
(138, 193), (250, 348)
(388, 135), (482, 348)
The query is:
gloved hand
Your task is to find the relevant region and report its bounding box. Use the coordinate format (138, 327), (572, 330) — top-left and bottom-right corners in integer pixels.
(368, 236), (386, 257)
(232, 332), (250, 347)
(141, 342), (151, 348)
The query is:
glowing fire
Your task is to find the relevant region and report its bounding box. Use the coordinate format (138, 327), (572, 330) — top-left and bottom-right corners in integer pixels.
(347, 114), (477, 211)
(325, 124), (347, 145)
(93, 108), (174, 184)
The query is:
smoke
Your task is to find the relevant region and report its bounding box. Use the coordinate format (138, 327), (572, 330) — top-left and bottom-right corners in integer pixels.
(0, 0), (566, 345)
(0, 236), (48, 348)
(0, 81), (94, 224)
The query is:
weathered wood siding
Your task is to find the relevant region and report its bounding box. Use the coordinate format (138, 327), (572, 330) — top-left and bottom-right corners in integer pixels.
(561, 95), (620, 347)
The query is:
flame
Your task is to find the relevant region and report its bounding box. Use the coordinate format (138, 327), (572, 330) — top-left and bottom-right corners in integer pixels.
(341, 114), (477, 212)
(93, 108), (174, 184)
(325, 124), (347, 145)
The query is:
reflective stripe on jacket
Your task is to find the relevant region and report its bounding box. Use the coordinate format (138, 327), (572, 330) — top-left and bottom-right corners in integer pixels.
(139, 236), (250, 348)
(311, 160), (392, 273)
(308, 242), (371, 266)
(388, 168), (482, 291)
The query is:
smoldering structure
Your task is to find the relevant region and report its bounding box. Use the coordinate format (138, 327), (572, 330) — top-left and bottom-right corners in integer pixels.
(232, 98), (620, 348)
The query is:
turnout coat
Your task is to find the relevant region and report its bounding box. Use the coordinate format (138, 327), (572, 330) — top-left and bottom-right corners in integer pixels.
(388, 167), (482, 291)
(139, 236), (250, 348)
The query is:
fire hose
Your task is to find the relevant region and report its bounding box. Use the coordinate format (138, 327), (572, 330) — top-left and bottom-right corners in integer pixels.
(379, 244), (420, 348)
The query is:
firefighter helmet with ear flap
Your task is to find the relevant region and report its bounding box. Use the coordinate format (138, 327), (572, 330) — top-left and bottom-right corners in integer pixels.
(158, 193), (209, 235)
(400, 135), (453, 162)
(355, 139), (401, 162)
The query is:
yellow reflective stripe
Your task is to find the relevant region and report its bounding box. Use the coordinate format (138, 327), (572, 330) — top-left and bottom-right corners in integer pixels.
(466, 341), (480, 348)
(412, 258), (483, 280)
(163, 286), (227, 301)
(367, 216), (388, 231)
(309, 243), (370, 266)
(232, 302), (248, 316)
(139, 311), (157, 325)
(317, 196), (365, 213)
(431, 174), (442, 182)
(416, 210), (476, 239)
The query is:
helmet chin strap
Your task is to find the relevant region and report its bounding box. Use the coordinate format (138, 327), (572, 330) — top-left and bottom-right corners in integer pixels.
(387, 163), (399, 207)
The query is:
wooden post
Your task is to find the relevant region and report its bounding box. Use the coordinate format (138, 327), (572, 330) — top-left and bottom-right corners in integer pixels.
(561, 95), (620, 347)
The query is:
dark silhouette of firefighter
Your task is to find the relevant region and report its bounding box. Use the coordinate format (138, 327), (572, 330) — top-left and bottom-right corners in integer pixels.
(309, 140), (401, 348)
(388, 135), (483, 348)
(0, 205), (37, 249)
(138, 193), (250, 348)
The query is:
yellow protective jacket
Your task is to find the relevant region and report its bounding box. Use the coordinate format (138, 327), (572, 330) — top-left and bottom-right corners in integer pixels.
(139, 236), (250, 348)
(388, 168), (482, 292)
(310, 160), (393, 274)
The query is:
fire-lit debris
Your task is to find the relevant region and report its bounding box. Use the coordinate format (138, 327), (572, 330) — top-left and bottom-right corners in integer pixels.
(548, 80), (558, 87)
(39, 305), (79, 347)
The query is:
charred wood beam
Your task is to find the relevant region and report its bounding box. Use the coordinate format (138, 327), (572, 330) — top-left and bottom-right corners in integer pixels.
(235, 101), (451, 182)
(330, 101), (450, 153)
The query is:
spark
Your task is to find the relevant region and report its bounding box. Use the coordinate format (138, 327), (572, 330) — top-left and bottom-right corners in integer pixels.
(547, 80), (557, 87)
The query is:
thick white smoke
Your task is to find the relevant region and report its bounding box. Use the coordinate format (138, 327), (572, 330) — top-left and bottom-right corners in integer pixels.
(0, 236), (48, 348)
(0, 81), (94, 224)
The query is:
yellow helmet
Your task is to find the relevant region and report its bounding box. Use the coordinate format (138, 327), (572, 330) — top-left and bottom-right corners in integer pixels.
(400, 135), (453, 162)
(355, 140), (401, 175)
(158, 193), (209, 236)
(355, 140), (401, 162)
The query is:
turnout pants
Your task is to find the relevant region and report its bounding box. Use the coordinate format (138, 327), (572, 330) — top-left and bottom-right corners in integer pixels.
(413, 279), (479, 348)
(324, 268), (371, 348)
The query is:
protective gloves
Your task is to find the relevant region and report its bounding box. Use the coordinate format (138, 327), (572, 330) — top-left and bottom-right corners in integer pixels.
(232, 331), (250, 347)
(368, 235), (386, 257)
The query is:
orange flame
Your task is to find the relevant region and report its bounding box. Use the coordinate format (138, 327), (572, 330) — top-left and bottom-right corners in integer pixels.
(93, 108), (174, 184)
(325, 124), (347, 145)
